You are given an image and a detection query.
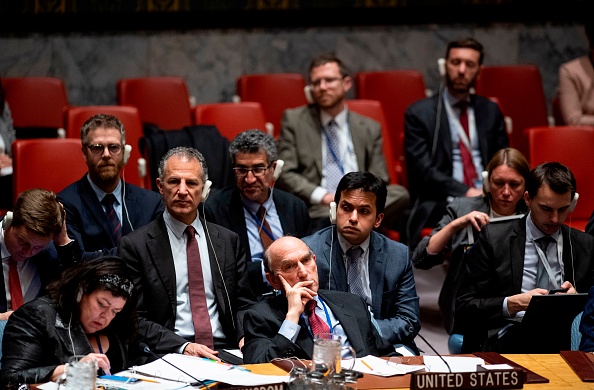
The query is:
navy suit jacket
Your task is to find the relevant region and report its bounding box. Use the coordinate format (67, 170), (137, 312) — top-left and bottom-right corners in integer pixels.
(58, 176), (164, 260)
(118, 214), (255, 355)
(404, 93), (508, 244)
(457, 215), (594, 352)
(303, 227), (421, 353)
(242, 289), (395, 363)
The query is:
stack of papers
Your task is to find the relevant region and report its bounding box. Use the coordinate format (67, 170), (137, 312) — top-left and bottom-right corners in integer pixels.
(349, 355), (485, 377)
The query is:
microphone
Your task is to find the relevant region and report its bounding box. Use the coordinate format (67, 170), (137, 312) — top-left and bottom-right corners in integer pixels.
(137, 342), (209, 388)
(416, 333), (452, 373)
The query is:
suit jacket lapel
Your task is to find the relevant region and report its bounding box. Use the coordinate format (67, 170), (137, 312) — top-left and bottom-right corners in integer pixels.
(368, 232), (386, 315)
(471, 96), (491, 164)
(319, 291), (365, 354)
(230, 188), (251, 258)
(307, 106), (324, 176)
(79, 178), (117, 246)
(510, 220), (527, 292)
(121, 182), (133, 235)
(275, 191), (294, 235)
(147, 216), (178, 317)
(326, 231), (347, 290)
(348, 114), (367, 170)
(202, 220), (228, 319)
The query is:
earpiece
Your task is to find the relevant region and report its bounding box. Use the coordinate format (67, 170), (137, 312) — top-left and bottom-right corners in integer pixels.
(329, 201), (337, 225)
(272, 159), (284, 181)
(201, 179), (212, 202)
(76, 289), (83, 303)
(569, 192), (579, 212)
(482, 171), (489, 193)
(2, 211), (13, 229)
(437, 58), (446, 78)
(304, 85), (314, 104)
(123, 144), (132, 165)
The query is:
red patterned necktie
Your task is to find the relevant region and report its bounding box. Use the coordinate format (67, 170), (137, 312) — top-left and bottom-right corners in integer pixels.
(306, 299), (330, 337)
(185, 225), (214, 348)
(102, 194), (122, 243)
(456, 101), (478, 187)
(8, 257), (24, 310)
(257, 205), (274, 251)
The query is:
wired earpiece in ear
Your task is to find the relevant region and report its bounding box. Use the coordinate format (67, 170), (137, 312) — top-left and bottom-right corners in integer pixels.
(123, 144), (132, 165)
(437, 58), (446, 78)
(76, 289), (83, 303)
(2, 211), (13, 229)
(201, 180), (212, 202)
(569, 192), (579, 212)
(272, 159), (284, 181)
(482, 171), (489, 193)
(329, 201), (337, 225)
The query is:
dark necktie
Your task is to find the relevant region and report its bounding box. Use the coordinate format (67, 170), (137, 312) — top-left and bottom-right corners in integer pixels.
(346, 246), (365, 298)
(185, 225), (214, 348)
(306, 299), (330, 337)
(102, 194), (122, 243)
(325, 119), (343, 192)
(8, 257), (23, 310)
(456, 101), (477, 187)
(535, 236), (556, 289)
(256, 205), (274, 251)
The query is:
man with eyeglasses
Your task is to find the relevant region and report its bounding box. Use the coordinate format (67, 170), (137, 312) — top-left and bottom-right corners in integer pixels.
(277, 53), (409, 235)
(58, 114), (164, 260)
(204, 130), (310, 298)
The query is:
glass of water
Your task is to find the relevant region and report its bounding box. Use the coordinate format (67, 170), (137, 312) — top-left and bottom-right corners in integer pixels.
(64, 355), (97, 390)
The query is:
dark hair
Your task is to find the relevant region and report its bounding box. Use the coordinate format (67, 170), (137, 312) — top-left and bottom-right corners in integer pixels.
(12, 188), (64, 237)
(446, 38), (485, 65)
(80, 113), (126, 145)
(526, 162), (576, 200)
(308, 53), (351, 82)
(585, 22), (594, 49)
(229, 129), (278, 165)
(46, 257), (137, 343)
(334, 172), (387, 214)
(158, 146), (209, 182)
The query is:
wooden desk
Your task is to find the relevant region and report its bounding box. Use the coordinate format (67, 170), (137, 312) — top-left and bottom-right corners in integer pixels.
(244, 354), (594, 389)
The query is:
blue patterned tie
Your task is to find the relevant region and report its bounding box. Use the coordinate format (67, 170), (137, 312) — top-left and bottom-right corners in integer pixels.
(325, 119), (343, 192)
(102, 194), (122, 243)
(347, 246), (365, 298)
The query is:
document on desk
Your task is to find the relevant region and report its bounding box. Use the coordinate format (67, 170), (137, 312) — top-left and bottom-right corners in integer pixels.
(423, 356), (485, 373)
(132, 353), (290, 386)
(350, 355), (425, 376)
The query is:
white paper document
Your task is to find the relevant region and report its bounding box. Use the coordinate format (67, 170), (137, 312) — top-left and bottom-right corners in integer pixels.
(348, 355), (425, 377)
(131, 353), (290, 386)
(423, 356), (485, 373)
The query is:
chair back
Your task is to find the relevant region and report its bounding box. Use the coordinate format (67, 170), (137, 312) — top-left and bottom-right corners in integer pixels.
(0, 319), (7, 368)
(63, 105), (147, 188)
(116, 77), (192, 130)
(1, 77), (68, 137)
(354, 70), (426, 170)
(475, 65), (549, 159)
(526, 125), (594, 230)
(571, 311), (583, 351)
(235, 73), (308, 138)
(193, 102), (269, 141)
(12, 138), (87, 199)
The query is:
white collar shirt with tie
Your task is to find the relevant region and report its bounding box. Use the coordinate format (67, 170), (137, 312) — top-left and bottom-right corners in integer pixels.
(338, 232), (372, 306)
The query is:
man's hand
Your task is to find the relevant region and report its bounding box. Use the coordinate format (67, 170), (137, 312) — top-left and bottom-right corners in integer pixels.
(465, 187), (483, 197)
(183, 342), (220, 361)
(321, 193), (335, 206)
(279, 274), (315, 324)
(457, 211), (490, 232)
(507, 288), (548, 316)
(53, 202), (72, 246)
(0, 153), (11, 169)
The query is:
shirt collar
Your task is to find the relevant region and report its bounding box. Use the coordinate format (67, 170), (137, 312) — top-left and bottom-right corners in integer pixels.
(163, 209), (202, 240)
(1, 224), (9, 260)
(337, 231), (371, 257)
(526, 212), (561, 242)
(86, 174), (123, 205)
(240, 189), (274, 214)
(320, 108), (348, 129)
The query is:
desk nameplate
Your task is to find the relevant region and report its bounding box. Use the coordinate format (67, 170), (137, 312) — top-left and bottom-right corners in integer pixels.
(411, 369), (523, 390)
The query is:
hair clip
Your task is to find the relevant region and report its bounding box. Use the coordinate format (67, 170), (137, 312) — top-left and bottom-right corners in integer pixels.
(99, 274), (133, 295)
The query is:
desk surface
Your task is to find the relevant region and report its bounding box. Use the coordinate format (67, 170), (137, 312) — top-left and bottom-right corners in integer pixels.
(243, 354), (594, 390)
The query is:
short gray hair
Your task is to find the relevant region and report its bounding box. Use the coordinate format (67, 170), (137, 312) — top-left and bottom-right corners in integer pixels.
(228, 129), (278, 165)
(158, 146), (209, 182)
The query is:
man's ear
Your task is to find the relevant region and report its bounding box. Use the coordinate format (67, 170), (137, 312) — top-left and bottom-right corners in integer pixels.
(343, 75), (353, 92)
(266, 273), (282, 291)
(156, 178), (164, 195)
(523, 191), (531, 207)
(374, 213), (384, 229)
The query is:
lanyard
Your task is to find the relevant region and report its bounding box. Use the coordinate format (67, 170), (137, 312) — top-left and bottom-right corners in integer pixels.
(444, 99), (475, 150)
(532, 235), (564, 290)
(244, 206), (275, 241)
(303, 296), (334, 338)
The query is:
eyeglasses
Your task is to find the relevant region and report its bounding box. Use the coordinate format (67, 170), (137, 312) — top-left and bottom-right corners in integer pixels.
(310, 77), (344, 88)
(233, 164), (272, 178)
(387, 356), (425, 367)
(86, 144), (124, 156)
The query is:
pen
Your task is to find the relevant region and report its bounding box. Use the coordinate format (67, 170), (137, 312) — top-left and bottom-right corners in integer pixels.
(361, 359), (373, 371)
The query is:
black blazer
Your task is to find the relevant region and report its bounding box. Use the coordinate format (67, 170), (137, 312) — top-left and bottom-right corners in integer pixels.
(242, 289), (395, 363)
(58, 176), (164, 261)
(404, 93), (508, 245)
(119, 214), (255, 355)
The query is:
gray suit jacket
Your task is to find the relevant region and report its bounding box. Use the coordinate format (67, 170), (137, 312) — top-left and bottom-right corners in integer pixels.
(276, 105), (392, 219)
(303, 227), (420, 353)
(118, 214), (255, 355)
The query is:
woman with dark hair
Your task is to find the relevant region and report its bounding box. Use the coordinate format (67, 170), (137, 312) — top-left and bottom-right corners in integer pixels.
(0, 257), (137, 386)
(411, 147), (530, 353)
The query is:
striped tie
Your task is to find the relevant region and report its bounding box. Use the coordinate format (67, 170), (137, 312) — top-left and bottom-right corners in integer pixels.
(102, 194), (122, 243)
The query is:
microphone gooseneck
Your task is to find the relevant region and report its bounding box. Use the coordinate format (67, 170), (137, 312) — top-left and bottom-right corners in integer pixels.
(416, 333), (452, 373)
(138, 342), (209, 388)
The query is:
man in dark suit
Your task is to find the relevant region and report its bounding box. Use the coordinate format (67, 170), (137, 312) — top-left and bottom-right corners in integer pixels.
(205, 129), (310, 297)
(1, 189), (80, 318)
(119, 146), (255, 361)
(303, 172), (420, 355)
(58, 114), (163, 261)
(242, 235), (394, 363)
(456, 162), (594, 353)
(404, 38), (508, 248)
(277, 53), (409, 234)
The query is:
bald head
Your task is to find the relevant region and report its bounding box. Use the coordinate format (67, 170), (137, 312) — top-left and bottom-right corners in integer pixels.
(264, 236), (319, 293)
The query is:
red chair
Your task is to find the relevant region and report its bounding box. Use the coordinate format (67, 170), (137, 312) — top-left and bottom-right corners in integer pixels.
(526, 125), (594, 231)
(12, 139), (87, 200)
(235, 73), (308, 138)
(63, 105), (147, 188)
(1, 77), (68, 136)
(193, 102), (270, 142)
(354, 70), (427, 179)
(475, 65), (550, 159)
(116, 77), (193, 130)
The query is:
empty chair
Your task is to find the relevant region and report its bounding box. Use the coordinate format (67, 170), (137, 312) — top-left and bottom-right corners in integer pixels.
(193, 102), (270, 141)
(475, 65), (550, 159)
(116, 77), (193, 130)
(12, 138), (87, 200)
(1, 77), (68, 138)
(63, 105), (147, 188)
(235, 73), (308, 138)
(526, 125), (594, 231)
(355, 70), (427, 171)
